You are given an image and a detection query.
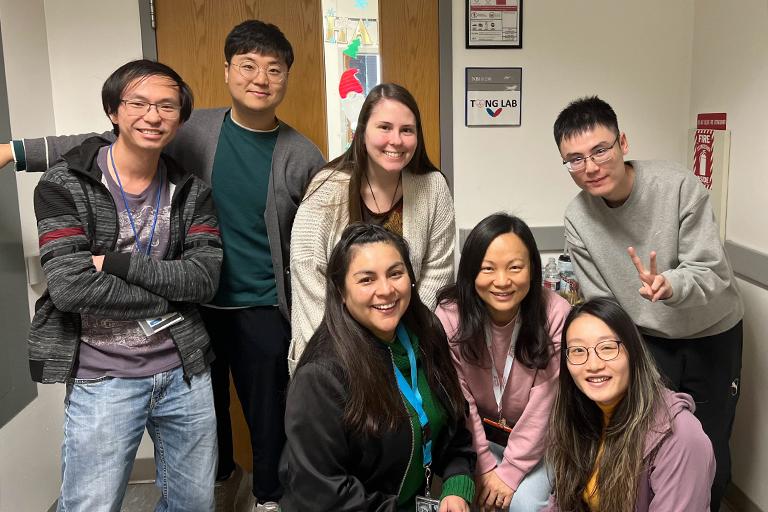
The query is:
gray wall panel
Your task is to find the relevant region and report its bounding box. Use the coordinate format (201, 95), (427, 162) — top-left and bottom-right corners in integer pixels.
(0, 23), (38, 428)
(725, 240), (768, 291)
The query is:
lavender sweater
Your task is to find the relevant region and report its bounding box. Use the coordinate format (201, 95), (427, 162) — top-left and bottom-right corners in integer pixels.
(542, 389), (715, 511)
(436, 288), (570, 491)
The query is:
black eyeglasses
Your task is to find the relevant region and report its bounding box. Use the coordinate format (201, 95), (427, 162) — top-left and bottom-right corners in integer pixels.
(120, 99), (181, 119)
(562, 135), (620, 173)
(565, 339), (622, 365)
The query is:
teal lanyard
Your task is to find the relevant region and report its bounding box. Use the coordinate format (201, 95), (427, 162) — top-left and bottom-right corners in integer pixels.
(393, 323), (432, 466)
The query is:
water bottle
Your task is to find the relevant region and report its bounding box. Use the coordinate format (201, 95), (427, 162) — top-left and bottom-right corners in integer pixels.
(557, 254), (574, 292)
(543, 257), (560, 291)
(557, 253), (580, 305)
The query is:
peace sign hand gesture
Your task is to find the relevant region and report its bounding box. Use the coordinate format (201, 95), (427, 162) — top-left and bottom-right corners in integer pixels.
(627, 247), (673, 302)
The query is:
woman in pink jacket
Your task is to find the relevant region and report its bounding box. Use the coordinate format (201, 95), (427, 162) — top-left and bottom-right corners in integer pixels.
(436, 213), (570, 511)
(545, 298), (715, 512)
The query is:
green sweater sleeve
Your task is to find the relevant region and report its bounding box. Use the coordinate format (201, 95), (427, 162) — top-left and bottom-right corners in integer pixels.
(11, 140), (25, 171)
(440, 474), (475, 504)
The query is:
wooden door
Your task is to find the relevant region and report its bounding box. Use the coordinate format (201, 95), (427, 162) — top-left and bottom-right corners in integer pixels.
(380, 0), (440, 166)
(153, 0), (440, 471)
(155, 0), (327, 155)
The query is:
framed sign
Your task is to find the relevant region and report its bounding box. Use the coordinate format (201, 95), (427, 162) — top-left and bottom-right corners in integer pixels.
(466, 0), (522, 49)
(465, 67), (522, 127)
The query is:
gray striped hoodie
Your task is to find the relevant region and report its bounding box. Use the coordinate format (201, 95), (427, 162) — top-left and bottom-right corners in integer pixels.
(29, 137), (222, 383)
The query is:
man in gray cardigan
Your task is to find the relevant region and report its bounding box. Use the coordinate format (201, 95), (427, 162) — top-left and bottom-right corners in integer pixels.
(553, 96), (743, 512)
(2, 20), (324, 512)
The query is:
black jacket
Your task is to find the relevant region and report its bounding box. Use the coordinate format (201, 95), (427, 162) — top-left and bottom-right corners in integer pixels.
(279, 339), (476, 511)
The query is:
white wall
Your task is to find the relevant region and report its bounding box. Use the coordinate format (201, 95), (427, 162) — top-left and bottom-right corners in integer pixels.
(43, 0), (142, 135)
(451, 0), (695, 231)
(0, 1), (63, 509)
(689, 0), (768, 250)
(0, 1), (144, 509)
(689, 1), (768, 509)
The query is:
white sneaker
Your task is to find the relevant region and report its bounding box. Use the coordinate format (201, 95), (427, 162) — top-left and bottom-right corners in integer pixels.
(253, 501), (279, 512)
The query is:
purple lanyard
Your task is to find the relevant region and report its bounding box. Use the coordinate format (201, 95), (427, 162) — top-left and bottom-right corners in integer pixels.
(108, 144), (162, 256)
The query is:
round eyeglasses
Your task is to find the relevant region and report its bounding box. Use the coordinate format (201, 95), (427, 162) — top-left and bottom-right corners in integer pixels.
(565, 339), (622, 365)
(562, 135), (620, 173)
(230, 61), (288, 84)
(120, 99), (181, 120)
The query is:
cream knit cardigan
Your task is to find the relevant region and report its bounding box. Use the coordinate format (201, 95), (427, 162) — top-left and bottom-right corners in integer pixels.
(288, 167), (456, 373)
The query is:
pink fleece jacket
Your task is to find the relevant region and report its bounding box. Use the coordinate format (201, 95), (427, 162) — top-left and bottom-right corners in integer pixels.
(435, 288), (570, 491)
(634, 389), (715, 511)
(541, 389), (715, 511)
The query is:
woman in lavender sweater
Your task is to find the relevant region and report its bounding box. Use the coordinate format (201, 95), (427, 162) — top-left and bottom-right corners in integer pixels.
(436, 213), (570, 511)
(544, 298), (714, 512)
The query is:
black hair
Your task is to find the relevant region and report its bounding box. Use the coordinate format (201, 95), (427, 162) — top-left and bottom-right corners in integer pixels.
(437, 212), (552, 369)
(224, 19), (294, 69)
(101, 59), (193, 136)
(298, 223), (465, 436)
(553, 96), (619, 147)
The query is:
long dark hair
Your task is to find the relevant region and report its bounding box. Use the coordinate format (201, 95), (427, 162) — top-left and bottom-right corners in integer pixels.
(436, 213), (551, 369)
(547, 298), (666, 512)
(297, 223), (464, 436)
(316, 83), (439, 222)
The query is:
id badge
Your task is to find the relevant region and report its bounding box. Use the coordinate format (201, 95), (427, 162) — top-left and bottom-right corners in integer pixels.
(415, 495), (440, 512)
(482, 416), (513, 446)
(138, 312), (184, 336)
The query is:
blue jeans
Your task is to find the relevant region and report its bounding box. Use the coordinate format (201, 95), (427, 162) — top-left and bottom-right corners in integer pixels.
(488, 442), (551, 512)
(58, 367), (217, 512)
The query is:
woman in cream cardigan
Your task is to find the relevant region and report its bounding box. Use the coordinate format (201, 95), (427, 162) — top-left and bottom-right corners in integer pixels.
(288, 83), (455, 372)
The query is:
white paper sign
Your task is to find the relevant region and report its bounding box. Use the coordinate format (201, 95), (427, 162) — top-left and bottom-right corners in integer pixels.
(465, 68), (521, 126)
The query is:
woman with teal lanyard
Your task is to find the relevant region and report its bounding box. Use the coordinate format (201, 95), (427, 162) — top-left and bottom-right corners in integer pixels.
(279, 224), (475, 512)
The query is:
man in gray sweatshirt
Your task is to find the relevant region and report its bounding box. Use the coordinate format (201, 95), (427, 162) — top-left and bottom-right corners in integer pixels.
(554, 96), (743, 512)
